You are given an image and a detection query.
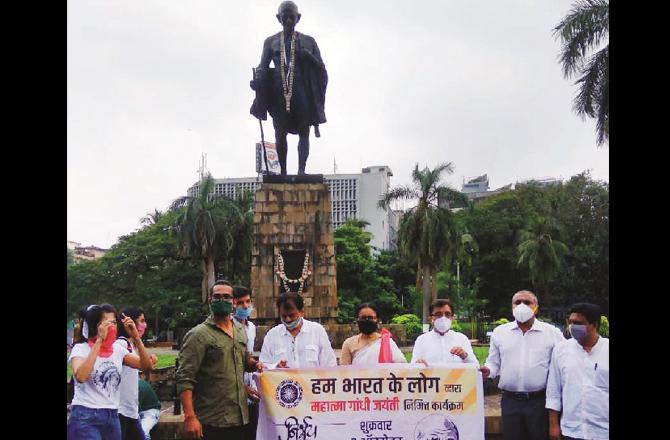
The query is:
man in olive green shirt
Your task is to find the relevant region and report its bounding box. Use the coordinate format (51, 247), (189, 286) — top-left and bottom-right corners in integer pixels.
(176, 280), (263, 440)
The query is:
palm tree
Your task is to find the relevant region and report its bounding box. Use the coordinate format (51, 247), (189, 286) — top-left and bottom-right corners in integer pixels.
(516, 217), (569, 309)
(448, 232), (478, 299)
(379, 163), (469, 325)
(140, 209), (164, 227)
(170, 174), (252, 302)
(554, 0), (609, 145)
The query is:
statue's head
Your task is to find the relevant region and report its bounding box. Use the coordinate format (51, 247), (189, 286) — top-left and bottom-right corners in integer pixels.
(276, 1), (301, 30)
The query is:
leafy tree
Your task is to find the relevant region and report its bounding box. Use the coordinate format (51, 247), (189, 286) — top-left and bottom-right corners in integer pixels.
(516, 216), (569, 309)
(379, 163), (468, 325)
(170, 174), (253, 302)
(435, 271), (487, 320)
(390, 314), (422, 341)
(554, 0), (609, 145)
(540, 173), (609, 310)
(598, 316), (609, 338)
(67, 210), (206, 332)
(334, 219), (399, 323)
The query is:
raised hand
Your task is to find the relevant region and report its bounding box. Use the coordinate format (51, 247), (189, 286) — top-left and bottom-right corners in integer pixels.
(121, 313), (139, 340)
(96, 321), (111, 341)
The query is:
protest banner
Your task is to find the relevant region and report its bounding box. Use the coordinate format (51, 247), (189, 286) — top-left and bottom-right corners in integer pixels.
(256, 363), (484, 440)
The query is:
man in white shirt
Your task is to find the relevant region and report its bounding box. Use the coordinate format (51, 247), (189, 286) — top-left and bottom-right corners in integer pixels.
(411, 299), (477, 365)
(260, 292), (337, 369)
(481, 290), (564, 440)
(546, 303), (609, 440)
(232, 285), (259, 440)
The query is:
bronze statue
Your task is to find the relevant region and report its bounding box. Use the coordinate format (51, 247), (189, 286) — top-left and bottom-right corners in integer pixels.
(250, 1), (327, 175)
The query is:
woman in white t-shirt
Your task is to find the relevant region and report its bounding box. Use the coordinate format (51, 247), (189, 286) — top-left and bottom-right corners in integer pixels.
(67, 304), (154, 440)
(115, 307), (157, 440)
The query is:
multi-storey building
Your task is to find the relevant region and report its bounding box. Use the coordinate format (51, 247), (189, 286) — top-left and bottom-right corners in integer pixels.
(187, 166), (395, 250)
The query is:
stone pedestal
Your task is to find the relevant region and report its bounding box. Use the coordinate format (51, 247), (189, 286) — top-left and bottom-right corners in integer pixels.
(250, 182), (338, 326)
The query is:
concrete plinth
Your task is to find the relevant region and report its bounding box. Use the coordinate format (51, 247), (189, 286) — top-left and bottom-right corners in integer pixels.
(250, 182), (338, 326)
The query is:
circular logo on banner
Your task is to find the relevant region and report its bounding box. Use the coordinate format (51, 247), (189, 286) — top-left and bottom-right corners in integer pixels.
(275, 379), (303, 408)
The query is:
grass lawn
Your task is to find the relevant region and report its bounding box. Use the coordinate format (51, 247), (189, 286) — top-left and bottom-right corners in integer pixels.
(403, 346), (489, 364)
(155, 354), (177, 369)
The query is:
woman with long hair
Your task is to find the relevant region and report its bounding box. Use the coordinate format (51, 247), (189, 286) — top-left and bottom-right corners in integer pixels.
(67, 304), (153, 440)
(115, 307), (157, 440)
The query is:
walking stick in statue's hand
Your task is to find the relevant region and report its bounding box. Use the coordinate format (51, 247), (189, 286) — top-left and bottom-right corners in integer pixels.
(252, 67), (271, 174)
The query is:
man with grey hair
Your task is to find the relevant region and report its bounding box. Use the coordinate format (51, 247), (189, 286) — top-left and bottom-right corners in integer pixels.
(480, 290), (564, 440)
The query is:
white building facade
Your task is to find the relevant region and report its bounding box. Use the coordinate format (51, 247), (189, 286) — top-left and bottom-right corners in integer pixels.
(187, 166), (395, 250)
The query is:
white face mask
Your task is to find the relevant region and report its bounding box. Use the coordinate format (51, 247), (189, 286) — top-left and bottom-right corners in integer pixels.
(513, 303), (535, 323)
(433, 316), (452, 333)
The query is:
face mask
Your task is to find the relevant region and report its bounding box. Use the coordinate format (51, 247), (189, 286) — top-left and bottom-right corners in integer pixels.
(103, 325), (117, 346)
(234, 305), (253, 321)
(88, 324), (117, 357)
(569, 324), (588, 342)
(137, 322), (147, 338)
(282, 316), (303, 331)
(433, 317), (452, 333)
(357, 319), (378, 335)
(513, 303), (534, 323)
(210, 299), (233, 317)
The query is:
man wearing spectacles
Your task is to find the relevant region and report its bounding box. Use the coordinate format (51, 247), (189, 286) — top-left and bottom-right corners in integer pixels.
(410, 299), (477, 366)
(480, 290), (564, 440)
(260, 292), (337, 369)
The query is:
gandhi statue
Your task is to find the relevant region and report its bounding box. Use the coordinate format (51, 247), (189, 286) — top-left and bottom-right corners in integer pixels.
(250, 1), (327, 175)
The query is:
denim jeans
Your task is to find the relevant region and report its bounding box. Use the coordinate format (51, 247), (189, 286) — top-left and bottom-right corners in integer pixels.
(138, 409), (160, 440)
(67, 405), (122, 440)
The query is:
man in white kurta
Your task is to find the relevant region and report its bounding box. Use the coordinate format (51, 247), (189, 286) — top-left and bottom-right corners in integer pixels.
(411, 299), (477, 365)
(260, 292), (337, 368)
(546, 303), (609, 440)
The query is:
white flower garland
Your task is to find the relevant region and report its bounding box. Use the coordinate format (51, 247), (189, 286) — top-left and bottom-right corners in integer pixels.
(279, 30), (297, 113)
(274, 251), (311, 294)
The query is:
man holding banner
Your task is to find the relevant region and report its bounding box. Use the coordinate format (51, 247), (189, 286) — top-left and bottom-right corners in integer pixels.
(411, 299), (477, 366)
(260, 292), (337, 369)
(255, 363), (485, 439)
(481, 290), (564, 440)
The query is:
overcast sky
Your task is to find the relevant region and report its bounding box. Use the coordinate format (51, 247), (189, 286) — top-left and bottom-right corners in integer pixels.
(68, 0), (609, 249)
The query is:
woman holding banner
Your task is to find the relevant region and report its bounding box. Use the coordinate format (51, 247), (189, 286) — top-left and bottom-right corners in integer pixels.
(340, 303), (407, 365)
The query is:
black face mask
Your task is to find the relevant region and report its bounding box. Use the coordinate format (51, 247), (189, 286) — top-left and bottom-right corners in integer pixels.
(357, 319), (378, 335)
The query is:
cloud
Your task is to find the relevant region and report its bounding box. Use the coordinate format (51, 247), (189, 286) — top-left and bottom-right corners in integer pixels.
(68, 0), (608, 247)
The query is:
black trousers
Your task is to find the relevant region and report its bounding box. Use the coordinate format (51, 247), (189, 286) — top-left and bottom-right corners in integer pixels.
(118, 414), (144, 440)
(202, 424), (247, 440)
(244, 403), (258, 440)
(501, 393), (549, 440)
